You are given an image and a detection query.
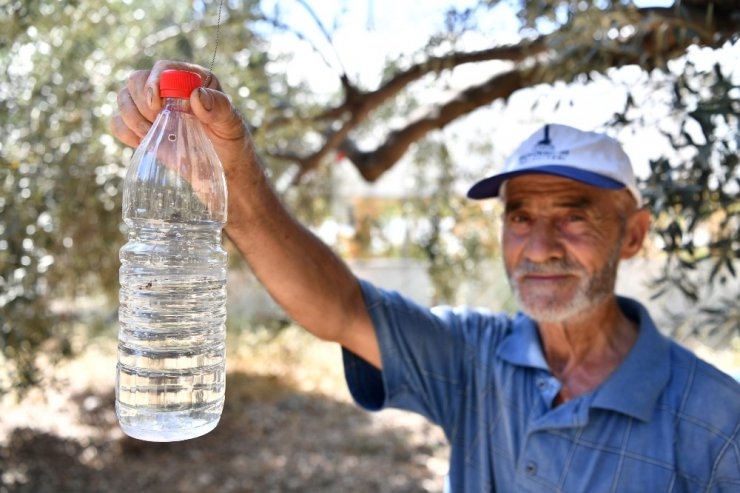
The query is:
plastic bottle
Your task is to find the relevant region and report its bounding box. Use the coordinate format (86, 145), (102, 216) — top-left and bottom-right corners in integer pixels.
(116, 70), (228, 441)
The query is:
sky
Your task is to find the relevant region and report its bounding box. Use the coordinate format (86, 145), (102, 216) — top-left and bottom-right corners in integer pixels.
(259, 0), (521, 92)
(254, 0), (736, 198)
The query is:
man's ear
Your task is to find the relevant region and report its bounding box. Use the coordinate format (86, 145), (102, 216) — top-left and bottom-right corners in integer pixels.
(620, 208), (651, 260)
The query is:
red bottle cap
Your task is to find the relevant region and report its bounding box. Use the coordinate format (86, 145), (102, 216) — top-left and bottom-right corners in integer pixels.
(159, 70), (202, 99)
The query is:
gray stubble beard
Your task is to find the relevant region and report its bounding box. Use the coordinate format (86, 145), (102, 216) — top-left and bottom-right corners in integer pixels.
(507, 242), (622, 324)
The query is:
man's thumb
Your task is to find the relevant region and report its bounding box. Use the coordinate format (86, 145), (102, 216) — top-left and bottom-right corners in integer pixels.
(190, 87), (246, 142)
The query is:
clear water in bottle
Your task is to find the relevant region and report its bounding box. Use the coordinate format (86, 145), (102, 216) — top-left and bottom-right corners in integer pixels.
(116, 70), (228, 442)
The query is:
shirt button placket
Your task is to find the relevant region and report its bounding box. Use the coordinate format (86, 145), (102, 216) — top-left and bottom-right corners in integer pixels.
(537, 378), (558, 404)
(525, 461), (537, 476)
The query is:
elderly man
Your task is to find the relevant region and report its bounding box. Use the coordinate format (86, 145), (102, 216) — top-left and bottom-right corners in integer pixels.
(113, 62), (740, 492)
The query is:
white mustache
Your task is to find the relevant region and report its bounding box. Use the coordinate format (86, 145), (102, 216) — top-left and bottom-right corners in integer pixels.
(513, 259), (585, 278)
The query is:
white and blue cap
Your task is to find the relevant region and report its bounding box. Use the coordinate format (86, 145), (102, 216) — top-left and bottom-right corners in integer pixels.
(467, 124), (642, 206)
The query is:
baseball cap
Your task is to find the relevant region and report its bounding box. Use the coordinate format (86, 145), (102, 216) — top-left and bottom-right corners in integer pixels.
(467, 124), (642, 205)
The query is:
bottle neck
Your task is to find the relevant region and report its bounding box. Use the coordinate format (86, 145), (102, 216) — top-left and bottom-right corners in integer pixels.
(162, 97), (193, 113)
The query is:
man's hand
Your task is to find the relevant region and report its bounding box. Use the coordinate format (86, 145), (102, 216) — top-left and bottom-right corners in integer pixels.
(110, 60), (254, 184)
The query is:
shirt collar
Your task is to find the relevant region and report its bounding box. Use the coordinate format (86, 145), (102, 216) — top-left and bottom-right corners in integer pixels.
(497, 313), (550, 371)
(590, 296), (671, 422)
(496, 297), (671, 422)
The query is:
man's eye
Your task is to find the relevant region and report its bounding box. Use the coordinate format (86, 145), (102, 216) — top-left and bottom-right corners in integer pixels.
(509, 213), (530, 223)
(566, 214), (585, 222)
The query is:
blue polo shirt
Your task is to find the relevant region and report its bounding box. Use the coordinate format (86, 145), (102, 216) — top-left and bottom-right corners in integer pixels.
(343, 279), (740, 492)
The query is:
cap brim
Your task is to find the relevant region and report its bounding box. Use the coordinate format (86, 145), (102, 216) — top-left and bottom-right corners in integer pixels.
(466, 165), (626, 200)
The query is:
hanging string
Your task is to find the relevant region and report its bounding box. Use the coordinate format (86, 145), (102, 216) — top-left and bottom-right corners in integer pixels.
(203, 0), (225, 88)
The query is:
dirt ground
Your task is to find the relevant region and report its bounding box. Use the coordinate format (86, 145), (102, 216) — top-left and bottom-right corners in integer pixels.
(0, 330), (450, 493)
(3, 325), (736, 493)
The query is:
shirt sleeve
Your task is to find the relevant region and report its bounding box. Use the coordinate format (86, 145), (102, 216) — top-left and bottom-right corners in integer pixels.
(342, 278), (500, 430)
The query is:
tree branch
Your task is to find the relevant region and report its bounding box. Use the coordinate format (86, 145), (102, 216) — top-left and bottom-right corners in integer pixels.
(318, 37), (546, 122)
(340, 69), (530, 181)
(264, 3), (736, 184)
(260, 36), (547, 129)
(261, 38), (547, 178)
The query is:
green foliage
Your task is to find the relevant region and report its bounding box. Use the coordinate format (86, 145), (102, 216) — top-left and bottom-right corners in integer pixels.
(1, 0), (148, 392)
(637, 61), (739, 344)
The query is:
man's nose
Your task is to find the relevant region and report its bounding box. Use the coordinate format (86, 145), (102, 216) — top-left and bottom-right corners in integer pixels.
(523, 219), (564, 263)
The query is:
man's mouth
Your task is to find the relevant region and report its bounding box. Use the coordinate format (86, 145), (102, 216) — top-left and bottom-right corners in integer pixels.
(523, 274), (571, 280)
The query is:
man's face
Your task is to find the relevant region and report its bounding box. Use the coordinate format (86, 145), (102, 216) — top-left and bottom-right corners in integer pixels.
(501, 174), (630, 323)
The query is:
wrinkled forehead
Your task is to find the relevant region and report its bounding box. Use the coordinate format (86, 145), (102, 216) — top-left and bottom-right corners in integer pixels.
(500, 174), (636, 215)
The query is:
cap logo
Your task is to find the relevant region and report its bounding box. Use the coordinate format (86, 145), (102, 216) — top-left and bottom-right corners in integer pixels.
(518, 124), (570, 165)
(538, 124), (553, 146)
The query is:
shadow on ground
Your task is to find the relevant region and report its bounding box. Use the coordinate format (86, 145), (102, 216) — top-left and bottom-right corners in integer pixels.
(0, 371), (446, 493)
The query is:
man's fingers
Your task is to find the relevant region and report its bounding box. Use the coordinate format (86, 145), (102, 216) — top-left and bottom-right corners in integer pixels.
(111, 114), (141, 149)
(117, 87), (152, 139)
(126, 70), (158, 122)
